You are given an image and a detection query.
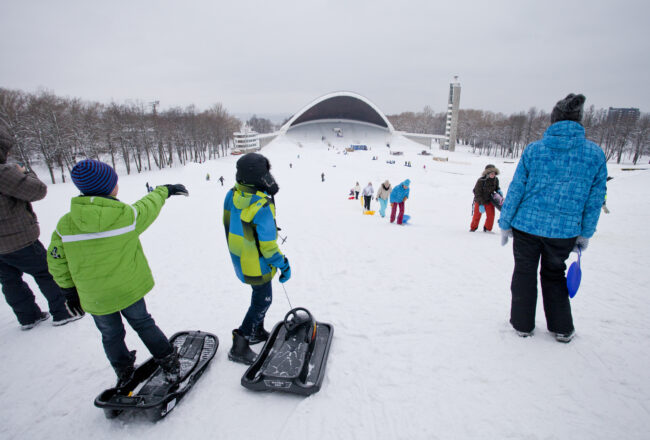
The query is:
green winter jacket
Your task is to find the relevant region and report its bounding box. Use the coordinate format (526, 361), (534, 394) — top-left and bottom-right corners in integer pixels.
(47, 186), (168, 315)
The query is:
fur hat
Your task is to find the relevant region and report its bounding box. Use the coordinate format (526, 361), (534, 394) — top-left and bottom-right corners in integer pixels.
(482, 164), (500, 177)
(0, 131), (13, 164)
(236, 152), (279, 195)
(551, 93), (586, 123)
(70, 159), (118, 196)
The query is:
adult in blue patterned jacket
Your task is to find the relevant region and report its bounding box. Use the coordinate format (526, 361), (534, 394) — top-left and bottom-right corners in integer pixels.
(499, 94), (607, 343)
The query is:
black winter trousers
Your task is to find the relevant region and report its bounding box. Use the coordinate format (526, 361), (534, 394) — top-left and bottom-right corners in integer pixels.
(0, 240), (68, 325)
(239, 281), (272, 337)
(510, 229), (577, 334)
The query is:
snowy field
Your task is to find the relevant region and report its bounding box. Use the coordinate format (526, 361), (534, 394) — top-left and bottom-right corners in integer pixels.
(1, 135), (649, 440)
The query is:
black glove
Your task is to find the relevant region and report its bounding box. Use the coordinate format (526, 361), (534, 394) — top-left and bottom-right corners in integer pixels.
(61, 287), (85, 316)
(163, 184), (189, 198)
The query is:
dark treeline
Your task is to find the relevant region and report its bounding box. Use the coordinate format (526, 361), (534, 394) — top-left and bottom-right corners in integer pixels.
(0, 88), (241, 183)
(387, 106), (446, 135)
(388, 106), (649, 164)
(246, 115), (274, 134)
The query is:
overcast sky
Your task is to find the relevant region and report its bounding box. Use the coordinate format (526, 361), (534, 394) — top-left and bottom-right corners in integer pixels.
(1, 0), (648, 119)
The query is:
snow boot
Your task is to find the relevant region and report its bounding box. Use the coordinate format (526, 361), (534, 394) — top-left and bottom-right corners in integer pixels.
(156, 347), (181, 382)
(515, 329), (533, 338)
(228, 329), (257, 365)
(114, 350), (137, 391)
(249, 322), (270, 345)
(20, 312), (50, 331)
(554, 330), (575, 343)
(52, 310), (84, 327)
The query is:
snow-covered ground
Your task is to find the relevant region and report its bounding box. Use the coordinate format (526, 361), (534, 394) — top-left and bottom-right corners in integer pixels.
(1, 135), (649, 440)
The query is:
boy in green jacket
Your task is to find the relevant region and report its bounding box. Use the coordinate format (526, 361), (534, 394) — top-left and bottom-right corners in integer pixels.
(47, 159), (188, 388)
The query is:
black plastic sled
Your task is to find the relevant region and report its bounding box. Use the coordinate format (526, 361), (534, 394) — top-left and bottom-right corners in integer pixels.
(94, 330), (218, 421)
(241, 307), (333, 396)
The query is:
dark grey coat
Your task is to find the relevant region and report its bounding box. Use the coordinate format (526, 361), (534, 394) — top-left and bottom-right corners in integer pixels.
(0, 164), (47, 254)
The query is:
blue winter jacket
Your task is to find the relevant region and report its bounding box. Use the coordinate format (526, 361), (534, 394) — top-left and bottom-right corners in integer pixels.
(223, 184), (284, 285)
(499, 121), (607, 238)
(390, 180), (410, 203)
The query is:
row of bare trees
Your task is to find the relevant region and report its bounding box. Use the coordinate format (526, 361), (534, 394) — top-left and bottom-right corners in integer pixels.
(387, 105), (446, 135)
(388, 106), (649, 164)
(247, 115), (274, 134)
(0, 88), (242, 183)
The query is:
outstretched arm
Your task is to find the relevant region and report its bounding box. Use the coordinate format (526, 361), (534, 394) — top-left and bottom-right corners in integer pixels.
(132, 186), (168, 234)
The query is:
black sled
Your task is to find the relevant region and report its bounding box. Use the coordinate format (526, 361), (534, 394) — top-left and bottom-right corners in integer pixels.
(94, 330), (218, 421)
(241, 307), (333, 396)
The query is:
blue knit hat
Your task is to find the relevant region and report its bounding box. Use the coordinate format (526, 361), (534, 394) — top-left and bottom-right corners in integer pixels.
(71, 159), (118, 195)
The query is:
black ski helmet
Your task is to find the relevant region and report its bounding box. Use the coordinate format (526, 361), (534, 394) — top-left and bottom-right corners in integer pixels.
(236, 153), (279, 195)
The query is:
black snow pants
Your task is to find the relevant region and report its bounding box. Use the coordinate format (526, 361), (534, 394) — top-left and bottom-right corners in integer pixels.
(510, 228), (577, 334)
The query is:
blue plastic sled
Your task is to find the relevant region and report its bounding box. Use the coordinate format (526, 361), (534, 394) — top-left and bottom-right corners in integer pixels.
(567, 248), (582, 298)
(402, 215), (411, 224)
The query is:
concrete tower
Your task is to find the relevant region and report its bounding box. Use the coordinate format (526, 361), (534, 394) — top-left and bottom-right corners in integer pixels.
(444, 75), (461, 151)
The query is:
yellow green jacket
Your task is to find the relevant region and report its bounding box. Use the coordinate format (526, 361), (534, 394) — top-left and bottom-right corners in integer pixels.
(47, 187), (168, 315)
(223, 184), (284, 285)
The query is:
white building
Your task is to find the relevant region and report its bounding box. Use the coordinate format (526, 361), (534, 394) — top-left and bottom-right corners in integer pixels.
(232, 123), (260, 155)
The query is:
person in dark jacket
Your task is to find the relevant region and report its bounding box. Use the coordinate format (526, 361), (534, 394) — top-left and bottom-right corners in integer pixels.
(470, 165), (500, 232)
(499, 94), (607, 343)
(0, 133), (83, 330)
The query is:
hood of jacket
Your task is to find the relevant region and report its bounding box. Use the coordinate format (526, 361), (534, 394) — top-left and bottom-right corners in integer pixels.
(482, 166), (500, 177)
(69, 196), (129, 233)
(543, 120), (586, 151)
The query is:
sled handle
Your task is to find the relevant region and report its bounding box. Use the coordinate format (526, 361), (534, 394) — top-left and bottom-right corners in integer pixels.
(283, 307), (314, 332)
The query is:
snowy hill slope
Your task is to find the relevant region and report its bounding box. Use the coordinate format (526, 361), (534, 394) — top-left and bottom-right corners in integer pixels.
(1, 140), (649, 440)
